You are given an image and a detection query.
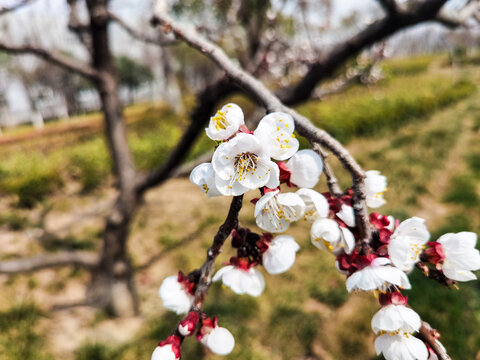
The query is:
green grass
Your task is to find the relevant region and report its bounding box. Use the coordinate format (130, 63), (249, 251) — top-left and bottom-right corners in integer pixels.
(381, 54), (434, 76)
(443, 174), (479, 207)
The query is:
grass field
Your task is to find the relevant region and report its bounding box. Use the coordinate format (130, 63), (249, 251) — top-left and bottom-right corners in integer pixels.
(0, 55), (479, 360)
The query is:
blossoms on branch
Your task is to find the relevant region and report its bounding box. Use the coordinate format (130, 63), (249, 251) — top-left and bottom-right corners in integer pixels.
(285, 149), (323, 188)
(296, 188), (329, 222)
(262, 235), (300, 274)
(433, 232), (480, 281)
(365, 170), (387, 208)
(205, 103), (244, 141)
(197, 317), (235, 355)
(253, 112), (299, 160)
(388, 217), (430, 272)
(159, 272), (195, 314)
(254, 189), (305, 233)
(190, 163), (222, 198)
(212, 133), (279, 196)
(151, 335), (181, 360)
(212, 258), (265, 297)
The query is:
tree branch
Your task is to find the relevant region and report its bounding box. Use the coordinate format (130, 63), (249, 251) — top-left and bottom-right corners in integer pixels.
(419, 321), (452, 360)
(151, 5), (372, 242)
(108, 11), (176, 46)
(0, 42), (99, 80)
(0, 252), (98, 274)
(311, 142), (343, 197)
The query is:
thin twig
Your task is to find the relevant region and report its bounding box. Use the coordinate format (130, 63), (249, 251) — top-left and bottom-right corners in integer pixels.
(419, 321), (452, 360)
(311, 142), (342, 197)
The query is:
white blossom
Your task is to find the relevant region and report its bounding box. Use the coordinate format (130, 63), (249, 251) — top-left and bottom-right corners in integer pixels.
(371, 305), (421, 334)
(375, 333), (428, 360)
(285, 149), (323, 188)
(201, 326), (235, 355)
(253, 112), (299, 160)
(205, 103), (244, 141)
(262, 235), (300, 274)
(158, 275), (194, 315)
(388, 217), (430, 272)
(346, 257), (411, 292)
(212, 265), (265, 297)
(310, 218), (355, 255)
(365, 170), (387, 208)
(151, 344), (179, 360)
(190, 163), (222, 198)
(296, 188), (329, 222)
(437, 232), (480, 281)
(212, 133), (279, 196)
(336, 204), (356, 227)
(255, 190), (305, 233)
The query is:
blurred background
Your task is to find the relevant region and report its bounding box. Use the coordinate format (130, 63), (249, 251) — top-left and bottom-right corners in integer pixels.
(0, 0), (479, 359)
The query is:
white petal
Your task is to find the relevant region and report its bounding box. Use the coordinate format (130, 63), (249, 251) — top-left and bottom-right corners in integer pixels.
(286, 149), (323, 188)
(190, 163), (222, 198)
(311, 218), (341, 250)
(442, 260), (477, 282)
(151, 345), (177, 360)
(263, 235), (300, 274)
(158, 276), (193, 314)
(276, 192), (306, 221)
(371, 305), (421, 334)
(340, 226), (356, 255)
(211, 142), (236, 180)
(206, 103), (244, 141)
(336, 204), (356, 227)
(215, 266), (265, 297)
(206, 327), (235, 355)
(296, 188), (329, 222)
(215, 175), (249, 196)
(254, 191), (279, 218)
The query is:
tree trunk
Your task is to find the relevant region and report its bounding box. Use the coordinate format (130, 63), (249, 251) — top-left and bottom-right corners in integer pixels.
(86, 0), (139, 317)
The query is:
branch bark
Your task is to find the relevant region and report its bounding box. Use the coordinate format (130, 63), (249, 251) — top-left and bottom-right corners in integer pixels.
(0, 252), (98, 274)
(0, 42), (99, 80)
(419, 321), (452, 360)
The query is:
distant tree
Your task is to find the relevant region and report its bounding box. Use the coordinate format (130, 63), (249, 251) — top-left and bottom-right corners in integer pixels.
(115, 56), (153, 104)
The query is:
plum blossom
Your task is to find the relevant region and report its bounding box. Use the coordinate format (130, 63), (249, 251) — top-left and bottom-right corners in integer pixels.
(388, 217), (430, 272)
(372, 305), (421, 334)
(255, 189), (305, 233)
(365, 170), (387, 208)
(158, 273), (195, 314)
(212, 258), (265, 297)
(151, 335), (181, 360)
(253, 112), (299, 160)
(285, 149), (323, 188)
(262, 235), (300, 274)
(346, 257), (411, 292)
(375, 333), (428, 360)
(436, 232), (480, 281)
(197, 317), (235, 355)
(310, 218), (355, 255)
(212, 133), (279, 196)
(205, 103), (244, 141)
(190, 162), (222, 198)
(296, 188), (329, 222)
(178, 312), (199, 337)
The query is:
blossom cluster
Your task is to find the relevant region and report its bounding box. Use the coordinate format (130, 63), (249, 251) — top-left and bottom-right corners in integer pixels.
(152, 103), (480, 360)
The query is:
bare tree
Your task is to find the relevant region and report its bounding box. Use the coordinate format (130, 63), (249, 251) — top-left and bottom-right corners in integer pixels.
(0, 0), (475, 323)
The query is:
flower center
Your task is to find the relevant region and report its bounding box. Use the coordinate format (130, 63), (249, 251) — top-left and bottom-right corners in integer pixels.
(262, 196), (298, 231)
(212, 110), (229, 131)
(233, 152), (258, 180)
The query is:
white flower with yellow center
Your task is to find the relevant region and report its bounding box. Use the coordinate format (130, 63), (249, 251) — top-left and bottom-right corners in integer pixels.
(372, 305), (421, 335)
(346, 257), (411, 292)
(296, 188), (329, 223)
(437, 232), (480, 281)
(375, 333), (428, 360)
(365, 170), (387, 208)
(310, 218), (355, 255)
(212, 133), (279, 196)
(388, 217), (430, 272)
(205, 103), (244, 141)
(255, 190), (305, 233)
(286, 149), (323, 188)
(190, 162), (222, 198)
(253, 112), (299, 160)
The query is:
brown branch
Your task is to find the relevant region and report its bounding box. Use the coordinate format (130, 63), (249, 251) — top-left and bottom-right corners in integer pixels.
(0, 42), (99, 80)
(0, 252), (98, 274)
(192, 195), (243, 310)
(278, 0), (449, 105)
(0, 0), (35, 15)
(151, 6), (372, 242)
(108, 11), (176, 46)
(311, 142), (342, 197)
(419, 321), (452, 360)
(377, 0), (399, 15)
